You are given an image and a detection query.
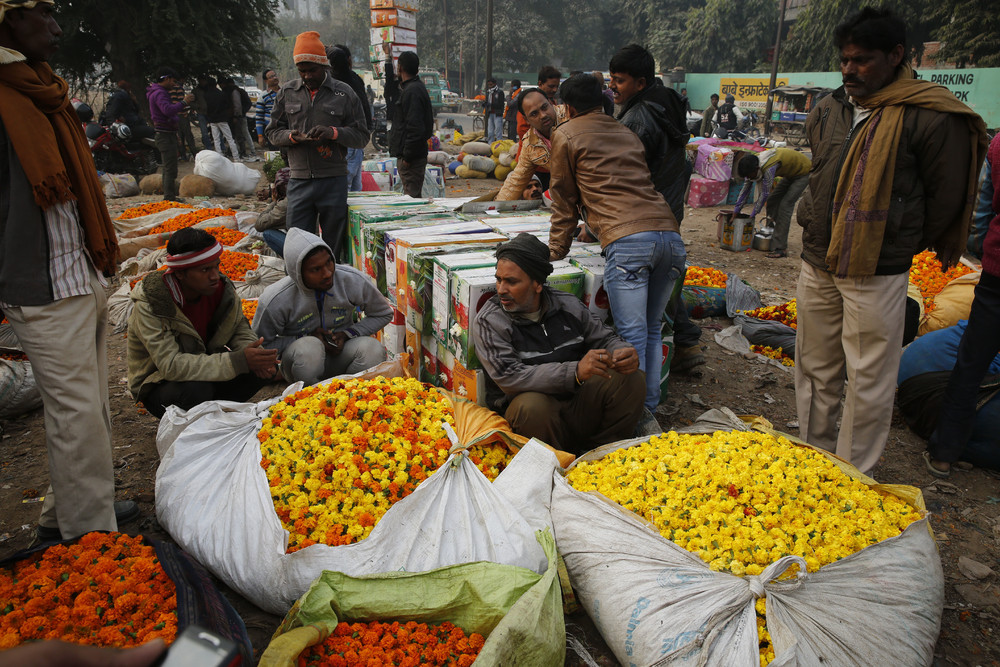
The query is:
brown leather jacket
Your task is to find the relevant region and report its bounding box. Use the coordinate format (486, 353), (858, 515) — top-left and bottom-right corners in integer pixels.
(547, 108), (678, 260)
(497, 105), (567, 201)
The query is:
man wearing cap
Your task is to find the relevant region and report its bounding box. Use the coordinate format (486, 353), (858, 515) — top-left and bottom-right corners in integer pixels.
(147, 66), (195, 202)
(252, 228), (392, 386)
(266, 31), (369, 258)
(474, 234), (645, 454)
(0, 0), (139, 541)
(127, 228), (279, 418)
(713, 93), (743, 137)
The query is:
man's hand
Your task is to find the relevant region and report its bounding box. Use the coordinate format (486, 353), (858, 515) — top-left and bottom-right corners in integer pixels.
(289, 129), (312, 144)
(935, 244), (964, 270)
(576, 224), (596, 243)
(244, 338), (279, 378)
(306, 125), (336, 141)
(258, 135), (265, 147)
(399, 159), (409, 168)
(608, 346), (639, 375)
(576, 349), (612, 383)
(183, 93), (195, 104)
(314, 328), (347, 356)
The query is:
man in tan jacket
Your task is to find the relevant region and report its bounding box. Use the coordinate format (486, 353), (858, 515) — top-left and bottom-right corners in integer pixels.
(496, 88), (566, 200)
(548, 74), (686, 414)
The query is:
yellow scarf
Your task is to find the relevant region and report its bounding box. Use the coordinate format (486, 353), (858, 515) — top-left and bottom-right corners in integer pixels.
(825, 64), (988, 278)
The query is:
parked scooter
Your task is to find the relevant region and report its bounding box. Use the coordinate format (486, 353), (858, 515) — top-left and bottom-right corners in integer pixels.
(73, 101), (160, 176)
(371, 101), (390, 152)
(713, 110), (762, 143)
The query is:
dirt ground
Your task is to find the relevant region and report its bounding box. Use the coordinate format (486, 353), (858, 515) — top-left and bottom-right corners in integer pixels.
(1, 154), (998, 665)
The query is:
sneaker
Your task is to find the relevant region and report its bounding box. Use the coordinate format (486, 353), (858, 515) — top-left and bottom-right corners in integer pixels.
(35, 501), (141, 542)
(671, 345), (707, 375)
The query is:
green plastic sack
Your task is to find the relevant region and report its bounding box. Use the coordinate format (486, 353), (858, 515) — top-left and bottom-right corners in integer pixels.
(259, 530), (565, 667)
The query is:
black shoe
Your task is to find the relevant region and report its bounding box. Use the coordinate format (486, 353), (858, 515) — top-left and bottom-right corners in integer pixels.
(35, 501), (141, 542)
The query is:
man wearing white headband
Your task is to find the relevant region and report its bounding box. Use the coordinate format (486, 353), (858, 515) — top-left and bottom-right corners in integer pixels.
(0, 0), (140, 542)
(126, 228), (279, 417)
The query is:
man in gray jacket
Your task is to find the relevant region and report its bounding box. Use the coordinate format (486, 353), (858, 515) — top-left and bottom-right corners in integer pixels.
(253, 228), (392, 386)
(265, 31), (369, 258)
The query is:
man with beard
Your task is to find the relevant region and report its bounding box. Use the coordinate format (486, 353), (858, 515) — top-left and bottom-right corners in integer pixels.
(474, 234), (643, 454)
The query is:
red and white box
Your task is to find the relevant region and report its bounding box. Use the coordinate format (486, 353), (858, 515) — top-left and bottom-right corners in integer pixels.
(687, 176), (730, 208)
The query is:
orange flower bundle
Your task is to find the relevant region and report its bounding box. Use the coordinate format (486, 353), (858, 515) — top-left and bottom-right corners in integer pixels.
(744, 299), (797, 329)
(116, 201), (192, 220)
(0, 351), (28, 362)
(241, 299), (258, 322)
(0, 532), (177, 650)
(147, 208), (236, 235)
(219, 251), (259, 281)
(298, 620), (485, 667)
(751, 344), (794, 367)
(684, 266), (728, 288)
(910, 250), (974, 313)
(204, 226), (248, 247)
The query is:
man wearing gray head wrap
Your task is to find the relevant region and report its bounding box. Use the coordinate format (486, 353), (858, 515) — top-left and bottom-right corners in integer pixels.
(473, 234), (646, 454)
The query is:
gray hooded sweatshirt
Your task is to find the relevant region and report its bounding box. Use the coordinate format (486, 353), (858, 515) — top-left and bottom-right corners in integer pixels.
(252, 228), (392, 356)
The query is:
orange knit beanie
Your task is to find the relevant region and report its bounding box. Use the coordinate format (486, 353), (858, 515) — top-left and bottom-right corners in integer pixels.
(293, 31), (329, 65)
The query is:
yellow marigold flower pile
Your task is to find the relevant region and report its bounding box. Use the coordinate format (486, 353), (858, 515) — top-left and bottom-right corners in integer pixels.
(258, 376), (456, 552)
(910, 250), (974, 313)
(147, 208), (236, 235)
(219, 251), (259, 281)
(684, 266), (728, 288)
(567, 431), (922, 666)
(462, 443), (513, 481)
(204, 226), (248, 247)
(116, 201), (192, 220)
(241, 299), (258, 322)
(751, 345), (794, 367)
(744, 299), (797, 329)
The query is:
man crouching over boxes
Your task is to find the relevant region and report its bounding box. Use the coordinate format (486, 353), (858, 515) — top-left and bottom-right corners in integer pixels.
(474, 233), (645, 454)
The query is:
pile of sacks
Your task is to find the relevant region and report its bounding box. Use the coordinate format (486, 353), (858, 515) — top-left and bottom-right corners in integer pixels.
(449, 140), (518, 181)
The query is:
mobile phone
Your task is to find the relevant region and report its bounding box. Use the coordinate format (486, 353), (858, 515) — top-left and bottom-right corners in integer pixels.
(151, 625), (241, 667)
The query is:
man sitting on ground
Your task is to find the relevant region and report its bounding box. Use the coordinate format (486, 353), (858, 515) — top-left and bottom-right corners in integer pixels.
(474, 234), (645, 454)
(496, 88), (566, 199)
(253, 228), (392, 386)
(255, 167), (290, 256)
(127, 228), (279, 417)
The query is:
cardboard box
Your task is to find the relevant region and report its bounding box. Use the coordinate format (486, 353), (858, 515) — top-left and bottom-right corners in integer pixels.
(718, 214), (754, 252)
(430, 251), (502, 343)
(368, 42), (413, 63)
(437, 341), (455, 390)
(435, 128), (455, 144)
(405, 245), (498, 336)
(688, 176), (729, 208)
(371, 26), (416, 46)
(694, 144), (734, 182)
(382, 305), (407, 356)
(726, 180), (754, 205)
(779, 111), (796, 122)
(403, 324), (420, 378)
(570, 255), (610, 323)
(418, 336), (438, 385)
(371, 8), (416, 29)
(453, 360), (486, 405)
(370, 0), (419, 10)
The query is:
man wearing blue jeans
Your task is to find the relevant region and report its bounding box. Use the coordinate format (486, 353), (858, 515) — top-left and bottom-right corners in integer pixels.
(548, 74), (685, 412)
(265, 31), (369, 259)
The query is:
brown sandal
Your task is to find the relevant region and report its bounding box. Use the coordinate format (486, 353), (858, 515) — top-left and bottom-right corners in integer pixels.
(766, 250), (787, 258)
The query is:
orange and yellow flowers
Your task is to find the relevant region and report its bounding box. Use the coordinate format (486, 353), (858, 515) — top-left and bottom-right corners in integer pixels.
(298, 620), (485, 667)
(204, 226), (248, 247)
(219, 251), (259, 281)
(241, 299), (258, 322)
(0, 532), (178, 650)
(910, 250), (975, 313)
(147, 208), (236, 235)
(258, 376), (456, 552)
(751, 344), (794, 366)
(684, 266), (728, 288)
(0, 351), (27, 361)
(744, 299), (797, 329)
(116, 201), (192, 220)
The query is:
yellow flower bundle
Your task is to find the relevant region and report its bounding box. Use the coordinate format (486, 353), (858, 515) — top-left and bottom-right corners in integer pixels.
(116, 201), (192, 220)
(751, 344), (794, 367)
(684, 266), (728, 288)
(910, 250), (974, 313)
(566, 430), (922, 666)
(258, 376), (457, 552)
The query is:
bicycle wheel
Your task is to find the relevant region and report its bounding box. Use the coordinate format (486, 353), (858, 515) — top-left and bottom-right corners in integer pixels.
(745, 126), (761, 140)
(473, 116), (484, 132)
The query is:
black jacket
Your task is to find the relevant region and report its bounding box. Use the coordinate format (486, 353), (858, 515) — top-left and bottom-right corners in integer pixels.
(389, 76), (433, 161)
(334, 69), (372, 132)
(617, 81), (691, 222)
(204, 86), (232, 124)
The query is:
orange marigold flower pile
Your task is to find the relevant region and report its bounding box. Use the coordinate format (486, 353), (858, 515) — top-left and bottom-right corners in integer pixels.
(910, 250), (975, 314)
(684, 266), (728, 288)
(0, 532), (177, 650)
(258, 376), (456, 552)
(241, 299), (258, 322)
(219, 251), (259, 281)
(744, 299), (797, 330)
(751, 344), (794, 367)
(204, 226), (248, 247)
(0, 350), (28, 361)
(147, 208), (236, 235)
(116, 201), (192, 220)
(463, 443), (513, 481)
(298, 620), (485, 667)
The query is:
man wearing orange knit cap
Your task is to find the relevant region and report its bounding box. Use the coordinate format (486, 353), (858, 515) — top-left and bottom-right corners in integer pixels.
(265, 31), (369, 258)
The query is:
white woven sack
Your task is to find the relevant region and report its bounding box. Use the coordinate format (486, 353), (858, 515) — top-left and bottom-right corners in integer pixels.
(0, 358), (42, 419)
(194, 150), (261, 195)
(232, 255), (286, 299)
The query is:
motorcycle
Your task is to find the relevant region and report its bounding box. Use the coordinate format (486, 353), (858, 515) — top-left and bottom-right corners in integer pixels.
(713, 110), (763, 144)
(74, 101), (160, 176)
(371, 101), (390, 152)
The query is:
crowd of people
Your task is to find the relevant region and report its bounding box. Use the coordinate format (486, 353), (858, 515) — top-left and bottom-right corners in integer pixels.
(0, 2), (997, 633)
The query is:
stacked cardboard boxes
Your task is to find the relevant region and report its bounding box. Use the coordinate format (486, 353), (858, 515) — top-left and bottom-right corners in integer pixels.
(369, 0), (417, 80)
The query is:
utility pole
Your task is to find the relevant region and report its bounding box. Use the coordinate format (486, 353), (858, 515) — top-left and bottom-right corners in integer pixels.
(485, 0), (493, 83)
(473, 0), (479, 96)
(764, 0), (788, 136)
(443, 0), (449, 85)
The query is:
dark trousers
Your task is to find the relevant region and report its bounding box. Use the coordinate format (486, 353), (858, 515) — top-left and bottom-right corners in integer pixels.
(196, 113), (213, 150)
(286, 175), (349, 259)
(668, 294), (701, 348)
(177, 115), (198, 158)
(765, 173), (809, 253)
(398, 156), (427, 198)
(504, 370), (645, 455)
(139, 373), (270, 418)
(928, 271), (1000, 463)
(154, 131), (179, 201)
(506, 116), (517, 140)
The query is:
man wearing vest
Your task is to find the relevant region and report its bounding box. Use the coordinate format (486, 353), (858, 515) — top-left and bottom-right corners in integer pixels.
(733, 147), (813, 258)
(713, 93), (742, 137)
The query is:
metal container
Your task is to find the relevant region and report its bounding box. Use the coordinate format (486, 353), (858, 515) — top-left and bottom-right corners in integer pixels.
(752, 232), (772, 251)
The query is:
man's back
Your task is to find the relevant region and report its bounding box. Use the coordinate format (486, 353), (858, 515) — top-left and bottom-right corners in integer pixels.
(389, 77), (433, 160)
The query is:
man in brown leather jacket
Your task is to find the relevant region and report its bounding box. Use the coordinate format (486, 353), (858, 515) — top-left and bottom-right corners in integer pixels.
(547, 73), (686, 414)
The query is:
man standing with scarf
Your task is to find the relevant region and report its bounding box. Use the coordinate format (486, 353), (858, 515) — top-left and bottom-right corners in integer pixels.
(794, 7), (988, 476)
(0, 0), (139, 541)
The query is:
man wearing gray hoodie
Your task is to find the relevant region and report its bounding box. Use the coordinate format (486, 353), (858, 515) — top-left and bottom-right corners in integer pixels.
(252, 229), (392, 385)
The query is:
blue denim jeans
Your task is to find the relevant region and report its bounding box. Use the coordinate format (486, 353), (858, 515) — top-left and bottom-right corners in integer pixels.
(347, 147), (363, 192)
(261, 229), (286, 257)
(286, 175), (348, 258)
(604, 230), (686, 410)
(487, 114), (503, 143)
